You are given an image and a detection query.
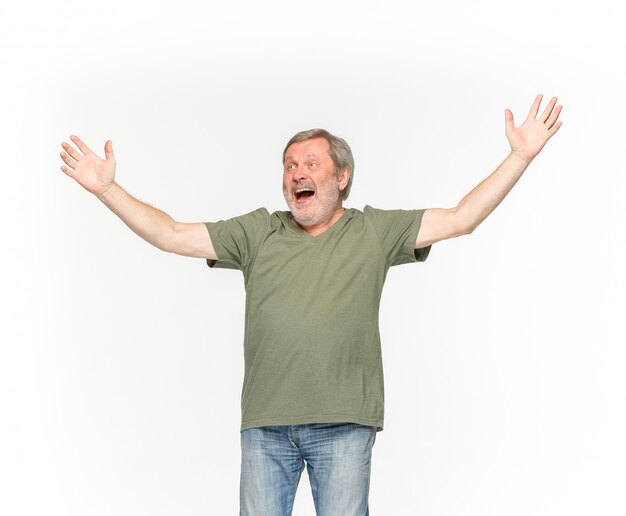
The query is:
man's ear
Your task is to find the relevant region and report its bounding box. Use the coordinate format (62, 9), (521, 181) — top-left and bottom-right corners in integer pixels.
(338, 167), (350, 191)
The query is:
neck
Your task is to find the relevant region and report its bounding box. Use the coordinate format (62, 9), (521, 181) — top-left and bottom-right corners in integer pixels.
(293, 205), (346, 236)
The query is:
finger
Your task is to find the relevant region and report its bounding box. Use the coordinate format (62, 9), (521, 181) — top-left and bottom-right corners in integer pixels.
(504, 108), (515, 132)
(60, 164), (75, 177)
(546, 103), (563, 129)
(547, 120), (563, 138)
(527, 94), (543, 120)
(69, 134), (92, 156)
(61, 141), (82, 161)
(104, 140), (115, 161)
(60, 151), (77, 169)
(539, 97), (558, 123)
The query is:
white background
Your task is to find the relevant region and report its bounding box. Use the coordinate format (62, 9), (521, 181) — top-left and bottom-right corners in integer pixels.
(1, 0), (624, 514)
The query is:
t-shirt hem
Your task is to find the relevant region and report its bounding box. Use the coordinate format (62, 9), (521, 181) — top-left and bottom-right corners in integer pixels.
(204, 222), (230, 269)
(409, 209), (431, 263)
(241, 415), (384, 432)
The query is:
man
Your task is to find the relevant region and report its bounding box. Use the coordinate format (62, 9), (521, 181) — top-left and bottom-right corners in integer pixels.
(60, 94), (562, 515)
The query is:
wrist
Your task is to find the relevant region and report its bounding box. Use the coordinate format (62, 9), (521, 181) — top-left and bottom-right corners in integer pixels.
(509, 150), (533, 166)
(96, 182), (119, 204)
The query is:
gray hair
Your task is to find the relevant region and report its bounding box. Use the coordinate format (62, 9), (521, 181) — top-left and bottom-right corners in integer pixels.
(282, 128), (355, 200)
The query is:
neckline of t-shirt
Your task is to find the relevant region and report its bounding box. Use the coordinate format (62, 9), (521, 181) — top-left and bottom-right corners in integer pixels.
(280, 208), (355, 240)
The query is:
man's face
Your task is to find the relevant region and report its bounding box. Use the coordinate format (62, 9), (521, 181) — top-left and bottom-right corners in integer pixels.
(282, 137), (347, 227)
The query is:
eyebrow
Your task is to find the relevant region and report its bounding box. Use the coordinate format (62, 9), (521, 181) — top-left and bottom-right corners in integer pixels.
(284, 153), (320, 162)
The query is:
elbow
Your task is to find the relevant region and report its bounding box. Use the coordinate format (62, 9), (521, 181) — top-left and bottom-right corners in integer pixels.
(156, 241), (175, 254)
(461, 223), (476, 236)
(451, 203), (484, 237)
(450, 207), (476, 237)
(159, 225), (182, 254)
(450, 225), (473, 239)
(149, 236), (174, 253)
(154, 225), (180, 254)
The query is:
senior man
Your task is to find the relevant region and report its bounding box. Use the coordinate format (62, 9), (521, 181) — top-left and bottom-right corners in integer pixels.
(60, 94), (562, 516)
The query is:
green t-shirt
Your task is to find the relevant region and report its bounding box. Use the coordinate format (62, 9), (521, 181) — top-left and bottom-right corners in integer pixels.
(205, 206), (430, 431)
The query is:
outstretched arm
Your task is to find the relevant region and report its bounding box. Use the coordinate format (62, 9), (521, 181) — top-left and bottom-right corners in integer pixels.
(415, 94), (563, 248)
(60, 135), (217, 259)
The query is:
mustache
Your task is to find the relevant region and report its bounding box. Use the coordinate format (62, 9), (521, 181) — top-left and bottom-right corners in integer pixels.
(292, 181), (316, 190)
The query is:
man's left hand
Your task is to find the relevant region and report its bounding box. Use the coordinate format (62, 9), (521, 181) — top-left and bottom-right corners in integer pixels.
(505, 94), (563, 163)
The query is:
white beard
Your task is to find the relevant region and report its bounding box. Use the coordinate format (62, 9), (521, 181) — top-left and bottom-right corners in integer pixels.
(284, 177), (341, 227)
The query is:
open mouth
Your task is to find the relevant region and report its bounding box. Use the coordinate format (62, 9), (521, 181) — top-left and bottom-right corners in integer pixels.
(294, 188), (316, 203)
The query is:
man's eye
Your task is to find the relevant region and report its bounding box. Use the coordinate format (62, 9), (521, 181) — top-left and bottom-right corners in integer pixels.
(309, 162), (317, 168)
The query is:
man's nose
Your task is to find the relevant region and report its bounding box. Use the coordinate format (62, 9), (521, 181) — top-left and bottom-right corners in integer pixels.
(292, 167), (309, 181)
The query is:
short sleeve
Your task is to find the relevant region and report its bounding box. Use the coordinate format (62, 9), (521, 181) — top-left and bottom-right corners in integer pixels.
(204, 208), (270, 271)
(364, 205), (432, 267)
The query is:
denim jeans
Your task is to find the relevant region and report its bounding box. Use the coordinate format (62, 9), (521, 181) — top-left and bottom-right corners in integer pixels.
(240, 422), (377, 516)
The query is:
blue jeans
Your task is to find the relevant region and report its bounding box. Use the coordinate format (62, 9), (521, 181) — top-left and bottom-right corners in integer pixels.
(240, 422), (377, 516)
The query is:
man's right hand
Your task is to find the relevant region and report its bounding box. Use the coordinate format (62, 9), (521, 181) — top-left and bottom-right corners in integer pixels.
(59, 135), (217, 260)
(60, 135), (116, 197)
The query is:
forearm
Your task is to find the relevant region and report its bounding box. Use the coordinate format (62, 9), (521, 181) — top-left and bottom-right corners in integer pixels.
(97, 183), (177, 251)
(454, 152), (530, 233)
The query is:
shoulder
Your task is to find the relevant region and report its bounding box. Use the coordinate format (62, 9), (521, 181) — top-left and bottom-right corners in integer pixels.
(362, 205), (423, 216)
(213, 207), (270, 226)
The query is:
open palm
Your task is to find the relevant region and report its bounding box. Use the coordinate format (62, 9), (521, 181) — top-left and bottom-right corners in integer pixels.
(60, 135), (116, 196)
(505, 94), (563, 163)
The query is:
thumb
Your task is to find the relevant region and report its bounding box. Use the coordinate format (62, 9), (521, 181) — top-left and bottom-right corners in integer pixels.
(104, 140), (115, 161)
(504, 109), (515, 133)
